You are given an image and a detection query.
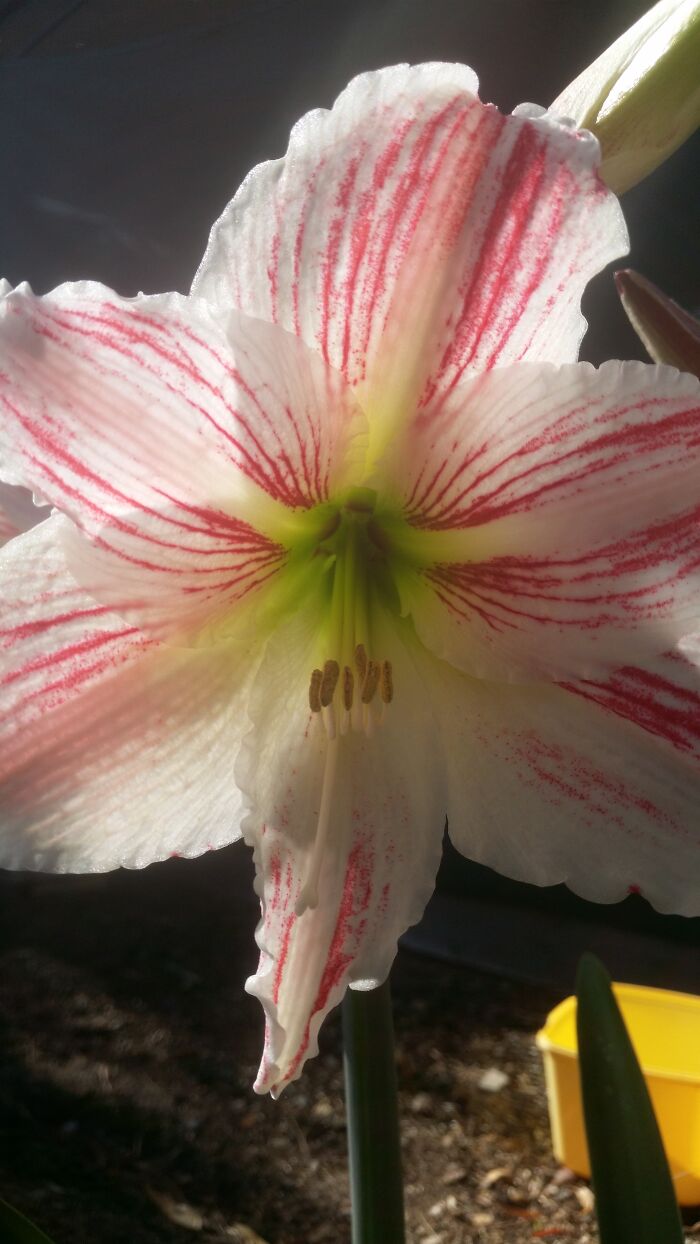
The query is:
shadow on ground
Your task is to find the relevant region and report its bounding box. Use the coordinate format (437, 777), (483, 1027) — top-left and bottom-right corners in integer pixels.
(1, 845), (697, 1244)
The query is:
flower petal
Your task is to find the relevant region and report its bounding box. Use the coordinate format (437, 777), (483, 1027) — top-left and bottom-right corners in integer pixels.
(236, 611), (446, 1095)
(563, 646), (700, 762)
(420, 644), (700, 916)
(192, 63), (626, 447)
(0, 517), (257, 871)
(396, 360), (700, 680)
(0, 284), (365, 637)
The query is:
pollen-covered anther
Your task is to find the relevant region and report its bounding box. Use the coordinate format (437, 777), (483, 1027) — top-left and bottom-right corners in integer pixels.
(380, 659), (394, 704)
(343, 665), (354, 710)
(354, 643), (368, 681)
(308, 668), (323, 713)
(361, 659), (381, 704)
(320, 659), (340, 707)
(309, 651), (393, 737)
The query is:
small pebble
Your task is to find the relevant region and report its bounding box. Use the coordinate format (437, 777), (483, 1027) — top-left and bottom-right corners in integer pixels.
(410, 1091), (433, 1114)
(480, 1166), (511, 1189)
(478, 1067), (510, 1092)
(441, 1164), (467, 1186)
(471, 1212), (495, 1227)
(575, 1185), (595, 1214)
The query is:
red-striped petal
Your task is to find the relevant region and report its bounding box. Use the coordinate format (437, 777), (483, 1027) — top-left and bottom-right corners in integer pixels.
(416, 645), (700, 917)
(193, 64), (626, 429)
(0, 285), (364, 637)
(397, 360), (700, 680)
(238, 609), (446, 1095)
(562, 646), (700, 763)
(0, 517), (256, 871)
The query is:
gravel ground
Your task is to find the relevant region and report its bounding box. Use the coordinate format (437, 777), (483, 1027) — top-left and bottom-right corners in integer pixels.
(1, 846), (697, 1244)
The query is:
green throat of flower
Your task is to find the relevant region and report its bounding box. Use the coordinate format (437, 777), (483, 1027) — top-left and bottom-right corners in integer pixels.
(302, 485), (397, 734)
(288, 486), (402, 916)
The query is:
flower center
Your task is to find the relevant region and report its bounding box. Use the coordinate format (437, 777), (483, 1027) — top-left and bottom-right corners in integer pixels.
(295, 487), (397, 917)
(308, 646), (394, 738)
(303, 486), (396, 737)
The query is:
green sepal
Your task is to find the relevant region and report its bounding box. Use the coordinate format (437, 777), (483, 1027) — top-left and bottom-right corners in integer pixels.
(576, 953), (684, 1244)
(0, 1199), (56, 1244)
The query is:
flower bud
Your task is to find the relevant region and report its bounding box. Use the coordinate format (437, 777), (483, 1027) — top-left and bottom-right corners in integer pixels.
(552, 0), (700, 194)
(616, 268), (700, 377)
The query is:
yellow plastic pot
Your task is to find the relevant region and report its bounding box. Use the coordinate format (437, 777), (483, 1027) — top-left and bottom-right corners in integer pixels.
(536, 983), (700, 1205)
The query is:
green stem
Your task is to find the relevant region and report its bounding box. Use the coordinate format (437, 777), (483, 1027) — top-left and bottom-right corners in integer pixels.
(342, 977), (405, 1244)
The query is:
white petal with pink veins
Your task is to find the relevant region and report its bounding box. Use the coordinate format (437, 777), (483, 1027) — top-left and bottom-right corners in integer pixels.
(394, 360), (700, 680)
(416, 643), (700, 916)
(193, 63), (626, 454)
(0, 517), (258, 871)
(0, 284), (366, 639)
(563, 647), (700, 763)
(237, 610), (446, 1095)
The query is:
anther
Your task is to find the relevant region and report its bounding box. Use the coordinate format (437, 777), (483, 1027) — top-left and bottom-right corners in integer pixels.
(354, 644), (368, 681)
(380, 659), (394, 704)
(343, 665), (354, 711)
(361, 659), (381, 704)
(309, 668), (323, 713)
(320, 659), (340, 707)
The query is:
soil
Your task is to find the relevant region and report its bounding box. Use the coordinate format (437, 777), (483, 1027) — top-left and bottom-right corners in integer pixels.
(1, 845), (697, 1244)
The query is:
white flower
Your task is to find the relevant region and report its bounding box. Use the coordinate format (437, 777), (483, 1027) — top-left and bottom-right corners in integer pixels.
(0, 64), (698, 1097)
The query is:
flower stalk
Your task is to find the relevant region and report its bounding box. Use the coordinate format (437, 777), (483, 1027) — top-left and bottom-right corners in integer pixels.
(343, 978), (405, 1244)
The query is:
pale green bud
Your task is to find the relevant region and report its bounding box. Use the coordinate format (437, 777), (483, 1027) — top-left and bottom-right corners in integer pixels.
(552, 0), (700, 194)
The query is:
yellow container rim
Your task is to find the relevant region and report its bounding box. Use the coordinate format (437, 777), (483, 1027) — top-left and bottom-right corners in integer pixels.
(536, 982), (700, 1088)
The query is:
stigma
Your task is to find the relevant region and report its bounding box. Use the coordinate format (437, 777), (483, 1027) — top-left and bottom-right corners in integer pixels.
(308, 645), (394, 739)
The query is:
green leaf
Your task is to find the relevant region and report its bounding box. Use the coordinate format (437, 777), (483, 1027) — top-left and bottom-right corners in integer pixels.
(576, 954), (684, 1244)
(0, 1198), (57, 1243)
(616, 268), (700, 378)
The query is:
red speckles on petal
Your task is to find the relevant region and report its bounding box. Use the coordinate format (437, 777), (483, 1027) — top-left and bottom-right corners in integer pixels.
(398, 361), (700, 684)
(0, 286), (366, 569)
(406, 373), (700, 533)
(268, 851), (282, 910)
(195, 65), (625, 416)
(283, 835), (374, 1083)
(563, 651), (700, 761)
(426, 513), (698, 636)
(272, 913), (296, 1006)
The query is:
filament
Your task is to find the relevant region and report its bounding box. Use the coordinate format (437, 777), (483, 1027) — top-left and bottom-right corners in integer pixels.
(296, 737), (339, 916)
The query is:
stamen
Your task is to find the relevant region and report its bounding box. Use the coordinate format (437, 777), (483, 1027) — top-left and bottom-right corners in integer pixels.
(354, 643), (368, 681)
(361, 659), (381, 704)
(309, 668), (323, 713)
(320, 659), (340, 707)
(380, 659), (394, 704)
(296, 737), (339, 916)
(322, 703), (337, 740)
(342, 665), (354, 711)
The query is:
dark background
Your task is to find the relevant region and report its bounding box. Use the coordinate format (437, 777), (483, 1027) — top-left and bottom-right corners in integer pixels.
(1, 0), (699, 987)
